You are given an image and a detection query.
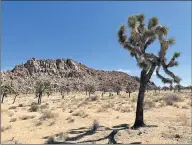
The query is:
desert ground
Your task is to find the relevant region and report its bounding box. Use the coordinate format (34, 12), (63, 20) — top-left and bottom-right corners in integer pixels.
(1, 90), (192, 144)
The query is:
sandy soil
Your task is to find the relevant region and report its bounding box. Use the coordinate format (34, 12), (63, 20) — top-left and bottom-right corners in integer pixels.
(1, 91), (192, 144)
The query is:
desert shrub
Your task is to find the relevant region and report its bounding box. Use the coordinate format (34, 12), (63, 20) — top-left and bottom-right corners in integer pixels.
(144, 101), (156, 109)
(40, 104), (49, 110)
(181, 105), (188, 109)
(158, 102), (165, 107)
(7, 111), (14, 117)
(10, 118), (17, 122)
(188, 101), (192, 106)
(49, 120), (55, 126)
(19, 115), (36, 120)
(77, 100), (88, 108)
(68, 109), (73, 113)
(9, 106), (17, 110)
(66, 116), (74, 123)
(96, 107), (108, 112)
(153, 97), (162, 102)
(177, 114), (190, 126)
(1, 125), (12, 132)
(29, 102), (39, 112)
(120, 106), (131, 113)
(40, 110), (58, 120)
(72, 110), (88, 118)
(131, 97), (137, 102)
(163, 94), (183, 106)
(173, 103), (179, 108)
(35, 121), (43, 126)
(89, 95), (98, 101)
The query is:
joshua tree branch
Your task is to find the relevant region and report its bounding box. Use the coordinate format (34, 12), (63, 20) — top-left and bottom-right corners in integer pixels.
(161, 61), (181, 83)
(156, 65), (172, 84)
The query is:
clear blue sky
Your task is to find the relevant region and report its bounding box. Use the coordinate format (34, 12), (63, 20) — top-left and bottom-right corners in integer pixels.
(2, 1), (191, 86)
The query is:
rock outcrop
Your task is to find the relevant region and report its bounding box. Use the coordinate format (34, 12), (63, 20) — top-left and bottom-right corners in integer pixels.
(1, 58), (157, 92)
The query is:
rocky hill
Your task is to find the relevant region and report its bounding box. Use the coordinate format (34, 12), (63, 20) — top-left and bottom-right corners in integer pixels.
(1, 58), (157, 92)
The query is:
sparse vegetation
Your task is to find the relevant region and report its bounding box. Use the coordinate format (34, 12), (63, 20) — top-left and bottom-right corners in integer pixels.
(1, 125), (12, 132)
(19, 115), (36, 120)
(163, 94), (183, 106)
(34, 121), (43, 126)
(29, 102), (39, 112)
(9, 106), (17, 110)
(10, 118), (17, 122)
(72, 110), (88, 118)
(40, 110), (58, 120)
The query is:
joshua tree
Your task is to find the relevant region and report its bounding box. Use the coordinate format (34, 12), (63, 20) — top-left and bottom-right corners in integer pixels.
(100, 84), (108, 95)
(12, 91), (20, 104)
(118, 14), (181, 128)
(112, 83), (122, 95)
(35, 79), (51, 104)
(158, 86), (161, 93)
(154, 87), (157, 93)
(175, 84), (181, 92)
(125, 84), (132, 98)
(60, 84), (70, 99)
(1, 84), (13, 103)
(85, 83), (96, 97)
(169, 84), (173, 91)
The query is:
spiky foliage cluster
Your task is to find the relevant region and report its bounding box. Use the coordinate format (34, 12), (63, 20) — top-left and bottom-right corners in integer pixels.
(118, 14), (181, 86)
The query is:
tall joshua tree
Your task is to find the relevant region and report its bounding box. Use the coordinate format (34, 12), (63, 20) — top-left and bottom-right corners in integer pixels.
(118, 14), (181, 128)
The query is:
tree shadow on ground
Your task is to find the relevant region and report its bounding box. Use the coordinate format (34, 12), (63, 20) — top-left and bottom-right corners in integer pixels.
(44, 123), (154, 144)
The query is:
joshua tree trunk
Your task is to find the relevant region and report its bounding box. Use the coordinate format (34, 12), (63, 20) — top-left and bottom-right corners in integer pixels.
(1, 94), (5, 103)
(12, 94), (18, 104)
(38, 92), (42, 104)
(89, 92), (91, 97)
(133, 66), (155, 129)
(133, 71), (146, 128)
(129, 92), (131, 98)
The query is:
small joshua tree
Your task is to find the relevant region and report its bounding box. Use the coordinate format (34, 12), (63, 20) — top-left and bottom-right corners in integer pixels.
(112, 83), (122, 95)
(175, 84), (181, 92)
(158, 86), (161, 93)
(1, 84), (13, 103)
(118, 14), (181, 128)
(85, 83), (96, 97)
(60, 83), (70, 99)
(12, 90), (20, 104)
(35, 78), (51, 104)
(170, 84), (173, 91)
(125, 84), (132, 98)
(100, 84), (108, 95)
